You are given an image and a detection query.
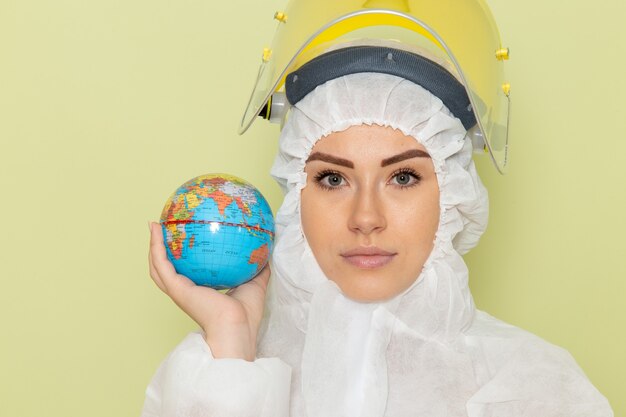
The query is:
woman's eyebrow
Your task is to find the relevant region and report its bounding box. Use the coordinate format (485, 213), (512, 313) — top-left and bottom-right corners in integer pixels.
(381, 149), (431, 167)
(306, 152), (354, 168)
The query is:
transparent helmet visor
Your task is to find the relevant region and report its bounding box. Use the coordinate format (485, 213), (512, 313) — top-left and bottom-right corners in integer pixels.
(240, 0), (510, 173)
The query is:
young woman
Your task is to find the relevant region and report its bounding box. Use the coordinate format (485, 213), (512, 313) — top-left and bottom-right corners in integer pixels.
(143, 1), (613, 416)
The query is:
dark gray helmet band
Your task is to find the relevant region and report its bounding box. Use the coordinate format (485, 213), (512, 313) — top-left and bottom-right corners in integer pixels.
(285, 46), (477, 130)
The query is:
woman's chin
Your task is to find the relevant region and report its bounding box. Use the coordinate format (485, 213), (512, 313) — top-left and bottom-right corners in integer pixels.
(329, 275), (414, 303)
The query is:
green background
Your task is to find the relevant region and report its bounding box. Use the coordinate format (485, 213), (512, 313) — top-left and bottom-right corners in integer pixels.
(0, 0), (623, 415)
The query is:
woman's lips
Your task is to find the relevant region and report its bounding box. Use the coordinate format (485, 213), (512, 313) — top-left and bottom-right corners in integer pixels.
(340, 247), (397, 269)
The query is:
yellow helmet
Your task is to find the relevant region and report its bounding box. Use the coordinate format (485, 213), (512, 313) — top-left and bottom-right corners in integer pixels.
(239, 0), (511, 173)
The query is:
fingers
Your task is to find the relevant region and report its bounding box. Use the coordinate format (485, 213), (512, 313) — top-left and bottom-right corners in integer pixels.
(148, 221), (194, 296)
(147, 221), (243, 334)
(148, 222), (166, 291)
(149, 222), (178, 277)
(148, 247), (166, 293)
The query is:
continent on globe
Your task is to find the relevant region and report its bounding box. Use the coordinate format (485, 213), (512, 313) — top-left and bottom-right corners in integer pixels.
(159, 173), (275, 289)
(248, 243), (270, 275)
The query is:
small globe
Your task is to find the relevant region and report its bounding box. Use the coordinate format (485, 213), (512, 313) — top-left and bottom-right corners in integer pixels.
(160, 173), (275, 289)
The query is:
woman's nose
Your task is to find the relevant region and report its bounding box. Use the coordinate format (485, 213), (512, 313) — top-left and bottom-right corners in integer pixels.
(347, 187), (386, 235)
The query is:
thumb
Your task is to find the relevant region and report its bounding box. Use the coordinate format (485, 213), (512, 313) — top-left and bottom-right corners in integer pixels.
(228, 264), (271, 318)
(251, 264), (271, 292)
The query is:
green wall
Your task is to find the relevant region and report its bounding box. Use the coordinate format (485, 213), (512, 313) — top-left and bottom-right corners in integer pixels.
(0, 0), (623, 415)
(466, 0), (625, 413)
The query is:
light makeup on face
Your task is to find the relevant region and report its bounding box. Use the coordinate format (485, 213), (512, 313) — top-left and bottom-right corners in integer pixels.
(300, 124), (440, 302)
(306, 149), (432, 191)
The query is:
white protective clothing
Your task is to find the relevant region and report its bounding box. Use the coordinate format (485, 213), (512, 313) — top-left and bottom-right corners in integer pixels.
(141, 73), (613, 417)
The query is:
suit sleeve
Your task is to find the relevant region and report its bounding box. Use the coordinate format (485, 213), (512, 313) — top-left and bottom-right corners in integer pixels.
(466, 337), (613, 417)
(140, 331), (292, 417)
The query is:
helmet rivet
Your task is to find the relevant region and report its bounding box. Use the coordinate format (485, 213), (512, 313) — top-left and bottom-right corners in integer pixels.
(262, 47), (272, 63)
(502, 82), (511, 96)
(274, 11), (288, 23)
(495, 48), (510, 61)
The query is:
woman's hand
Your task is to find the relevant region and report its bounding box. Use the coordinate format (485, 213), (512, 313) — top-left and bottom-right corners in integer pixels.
(148, 221), (269, 361)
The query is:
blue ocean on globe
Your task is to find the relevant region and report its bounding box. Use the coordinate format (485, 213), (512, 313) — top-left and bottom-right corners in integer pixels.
(160, 173), (275, 289)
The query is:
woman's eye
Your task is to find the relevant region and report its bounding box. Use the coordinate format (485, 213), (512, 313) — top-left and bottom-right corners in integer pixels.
(322, 173), (344, 187)
(314, 171), (346, 189)
(395, 173), (412, 185)
(390, 170), (421, 187)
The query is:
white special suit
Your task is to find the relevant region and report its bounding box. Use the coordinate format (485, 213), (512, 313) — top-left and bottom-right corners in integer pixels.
(141, 73), (613, 417)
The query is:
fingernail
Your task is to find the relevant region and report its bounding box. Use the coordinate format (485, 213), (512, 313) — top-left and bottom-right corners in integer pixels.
(148, 221), (152, 232)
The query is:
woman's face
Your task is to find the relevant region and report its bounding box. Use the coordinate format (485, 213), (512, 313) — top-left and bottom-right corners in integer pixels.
(301, 124), (440, 302)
